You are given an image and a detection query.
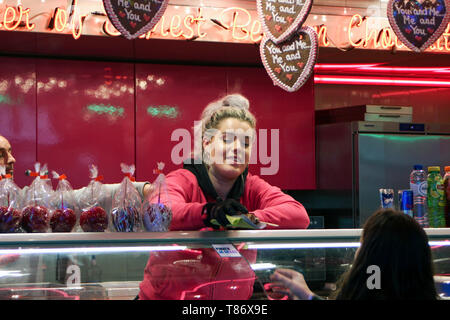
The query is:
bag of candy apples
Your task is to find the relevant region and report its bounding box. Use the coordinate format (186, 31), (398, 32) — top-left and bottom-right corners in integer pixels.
(49, 171), (78, 233)
(78, 165), (109, 232)
(110, 163), (142, 232)
(0, 164), (22, 233)
(21, 163), (53, 233)
(142, 162), (173, 232)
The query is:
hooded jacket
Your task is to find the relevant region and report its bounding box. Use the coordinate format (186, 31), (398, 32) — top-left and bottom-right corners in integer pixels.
(138, 162), (309, 300)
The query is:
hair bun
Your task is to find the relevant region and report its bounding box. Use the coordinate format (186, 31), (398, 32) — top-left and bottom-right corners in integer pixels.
(221, 94), (250, 110)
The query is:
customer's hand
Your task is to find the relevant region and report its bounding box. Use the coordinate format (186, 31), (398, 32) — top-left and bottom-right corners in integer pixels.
(270, 268), (315, 300)
(203, 199), (248, 229)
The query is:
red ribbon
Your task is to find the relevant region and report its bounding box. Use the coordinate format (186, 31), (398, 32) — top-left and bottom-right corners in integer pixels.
(153, 169), (163, 175)
(94, 175), (103, 182)
(4, 174), (12, 179)
(29, 171), (39, 177)
(125, 173), (135, 181)
(40, 175), (48, 179)
(58, 174), (67, 180)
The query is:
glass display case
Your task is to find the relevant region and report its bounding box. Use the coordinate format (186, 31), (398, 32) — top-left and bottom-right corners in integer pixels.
(0, 229), (449, 300)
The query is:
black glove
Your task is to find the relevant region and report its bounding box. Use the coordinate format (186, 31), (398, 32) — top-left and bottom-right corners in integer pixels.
(202, 199), (249, 229)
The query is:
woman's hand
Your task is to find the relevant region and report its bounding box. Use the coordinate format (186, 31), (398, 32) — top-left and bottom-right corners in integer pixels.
(269, 268), (315, 300)
(203, 199), (248, 228)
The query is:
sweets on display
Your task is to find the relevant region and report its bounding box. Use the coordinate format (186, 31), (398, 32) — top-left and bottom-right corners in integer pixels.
(110, 163), (142, 232)
(142, 162), (172, 232)
(49, 171), (77, 233)
(256, 0), (313, 44)
(79, 165), (108, 232)
(387, 0), (450, 52)
(0, 165), (22, 233)
(21, 163), (52, 233)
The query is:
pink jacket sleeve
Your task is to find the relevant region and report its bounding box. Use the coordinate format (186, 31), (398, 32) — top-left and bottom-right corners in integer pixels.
(246, 175), (310, 229)
(150, 169), (206, 231)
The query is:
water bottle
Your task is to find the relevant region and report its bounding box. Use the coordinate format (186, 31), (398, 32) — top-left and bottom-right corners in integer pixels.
(427, 166), (445, 228)
(444, 166), (450, 227)
(409, 165), (428, 227)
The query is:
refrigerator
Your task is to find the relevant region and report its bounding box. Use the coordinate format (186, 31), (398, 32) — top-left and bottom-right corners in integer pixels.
(316, 121), (450, 228)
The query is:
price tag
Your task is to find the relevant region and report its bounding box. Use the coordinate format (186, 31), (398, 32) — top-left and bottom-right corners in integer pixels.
(212, 244), (242, 258)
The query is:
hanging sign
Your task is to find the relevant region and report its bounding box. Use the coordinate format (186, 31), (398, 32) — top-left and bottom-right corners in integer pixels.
(260, 26), (318, 92)
(102, 0), (169, 40)
(387, 0), (450, 52)
(256, 0), (313, 43)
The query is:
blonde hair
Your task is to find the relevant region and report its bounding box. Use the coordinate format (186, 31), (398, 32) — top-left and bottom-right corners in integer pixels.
(192, 94), (257, 163)
(200, 94), (256, 139)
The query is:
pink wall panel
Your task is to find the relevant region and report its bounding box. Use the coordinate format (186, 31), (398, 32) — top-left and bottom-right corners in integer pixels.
(226, 68), (316, 190)
(135, 64), (228, 183)
(36, 59), (135, 189)
(0, 57), (36, 188)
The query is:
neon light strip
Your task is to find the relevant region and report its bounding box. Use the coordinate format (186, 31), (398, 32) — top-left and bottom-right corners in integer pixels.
(314, 76), (450, 87)
(0, 245), (187, 255)
(314, 64), (380, 70)
(247, 242), (361, 249)
(248, 241), (450, 250)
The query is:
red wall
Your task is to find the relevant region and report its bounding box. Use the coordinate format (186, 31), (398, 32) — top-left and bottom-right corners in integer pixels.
(0, 56), (316, 190)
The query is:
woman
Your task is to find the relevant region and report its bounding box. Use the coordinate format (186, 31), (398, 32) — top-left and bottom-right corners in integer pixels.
(138, 94), (310, 300)
(270, 209), (438, 300)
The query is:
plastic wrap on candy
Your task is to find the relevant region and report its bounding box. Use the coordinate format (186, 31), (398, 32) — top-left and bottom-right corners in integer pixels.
(78, 165), (108, 232)
(142, 162), (172, 232)
(110, 163), (142, 232)
(49, 171), (78, 232)
(21, 163), (53, 233)
(0, 165), (22, 233)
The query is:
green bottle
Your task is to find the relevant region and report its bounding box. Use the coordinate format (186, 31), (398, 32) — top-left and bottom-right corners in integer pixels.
(427, 166), (445, 228)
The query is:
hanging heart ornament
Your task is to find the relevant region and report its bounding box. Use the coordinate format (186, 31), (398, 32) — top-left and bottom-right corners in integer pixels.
(387, 0), (450, 52)
(256, 0), (313, 43)
(103, 0), (169, 40)
(260, 26), (318, 92)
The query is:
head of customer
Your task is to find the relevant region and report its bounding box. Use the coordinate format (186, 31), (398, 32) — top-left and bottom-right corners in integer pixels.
(197, 94), (256, 182)
(335, 208), (436, 300)
(0, 135), (15, 178)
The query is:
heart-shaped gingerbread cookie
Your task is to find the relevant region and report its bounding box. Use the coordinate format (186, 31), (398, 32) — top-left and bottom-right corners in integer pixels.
(260, 26), (318, 92)
(103, 0), (169, 40)
(387, 0), (450, 52)
(256, 0), (313, 44)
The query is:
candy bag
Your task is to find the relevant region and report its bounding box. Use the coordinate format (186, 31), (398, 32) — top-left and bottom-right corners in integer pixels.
(49, 171), (78, 232)
(142, 162), (172, 232)
(78, 165), (109, 232)
(110, 163), (142, 232)
(0, 165), (22, 233)
(21, 163), (53, 233)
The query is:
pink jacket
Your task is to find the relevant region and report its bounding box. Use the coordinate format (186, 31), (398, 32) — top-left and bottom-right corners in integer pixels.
(139, 168), (310, 300)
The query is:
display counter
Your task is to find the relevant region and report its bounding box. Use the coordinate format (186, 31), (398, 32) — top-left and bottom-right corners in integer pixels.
(0, 229), (449, 300)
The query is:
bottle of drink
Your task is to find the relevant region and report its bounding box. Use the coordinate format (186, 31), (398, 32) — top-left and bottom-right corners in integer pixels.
(427, 166), (445, 228)
(409, 165), (428, 227)
(444, 166), (450, 227)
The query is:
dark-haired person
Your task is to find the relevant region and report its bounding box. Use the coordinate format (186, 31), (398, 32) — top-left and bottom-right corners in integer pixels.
(270, 208), (437, 300)
(138, 94), (310, 300)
